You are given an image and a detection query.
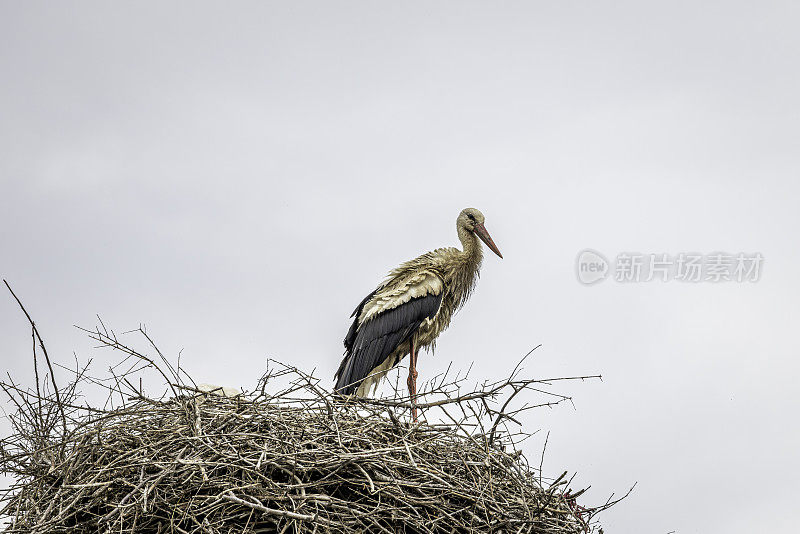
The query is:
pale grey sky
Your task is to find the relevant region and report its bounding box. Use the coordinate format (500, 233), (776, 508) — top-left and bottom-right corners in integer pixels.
(2, 2), (799, 532)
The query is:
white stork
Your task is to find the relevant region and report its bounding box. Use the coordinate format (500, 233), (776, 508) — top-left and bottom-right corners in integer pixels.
(334, 207), (502, 421)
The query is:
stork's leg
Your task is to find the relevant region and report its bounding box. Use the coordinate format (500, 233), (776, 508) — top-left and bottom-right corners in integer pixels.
(407, 337), (419, 423)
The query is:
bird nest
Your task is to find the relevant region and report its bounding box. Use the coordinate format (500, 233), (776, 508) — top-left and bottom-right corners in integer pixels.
(0, 315), (623, 533)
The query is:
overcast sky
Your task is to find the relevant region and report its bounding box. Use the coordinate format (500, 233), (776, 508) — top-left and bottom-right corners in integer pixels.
(2, 2), (799, 532)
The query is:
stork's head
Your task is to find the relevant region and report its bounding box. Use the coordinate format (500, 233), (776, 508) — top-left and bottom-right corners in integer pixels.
(458, 208), (503, 258)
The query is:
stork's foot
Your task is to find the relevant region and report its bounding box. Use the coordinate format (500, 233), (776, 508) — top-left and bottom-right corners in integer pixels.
(409, 404), (419, 424)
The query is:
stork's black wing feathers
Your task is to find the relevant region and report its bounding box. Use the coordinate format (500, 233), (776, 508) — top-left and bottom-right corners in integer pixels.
(343, 288), (377, 354)
(336, 288), (378, 383)
(334, 293), (443, 395)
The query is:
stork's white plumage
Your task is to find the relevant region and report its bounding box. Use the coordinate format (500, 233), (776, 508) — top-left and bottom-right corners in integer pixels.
(334, 208), (502, 420)
(197, 384), (241, 398)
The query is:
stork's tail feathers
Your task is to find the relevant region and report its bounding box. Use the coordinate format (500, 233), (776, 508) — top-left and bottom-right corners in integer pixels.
(333, 355), (360, 396)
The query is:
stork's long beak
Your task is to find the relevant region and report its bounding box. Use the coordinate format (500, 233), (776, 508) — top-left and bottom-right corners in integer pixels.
(474, 224), (503, 258)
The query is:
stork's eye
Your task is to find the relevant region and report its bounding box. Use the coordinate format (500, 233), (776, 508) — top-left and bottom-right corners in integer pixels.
(467, 213), (475, 221)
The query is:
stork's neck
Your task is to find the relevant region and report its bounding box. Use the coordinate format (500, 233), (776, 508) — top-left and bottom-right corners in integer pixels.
(457, 225), (484, 267)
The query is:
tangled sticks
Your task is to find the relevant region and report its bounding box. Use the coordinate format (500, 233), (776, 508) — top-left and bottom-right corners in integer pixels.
(0, 293), (622, 532)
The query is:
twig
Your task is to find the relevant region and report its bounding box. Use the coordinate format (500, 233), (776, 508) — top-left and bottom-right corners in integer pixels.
(3, 280), (67, 442)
